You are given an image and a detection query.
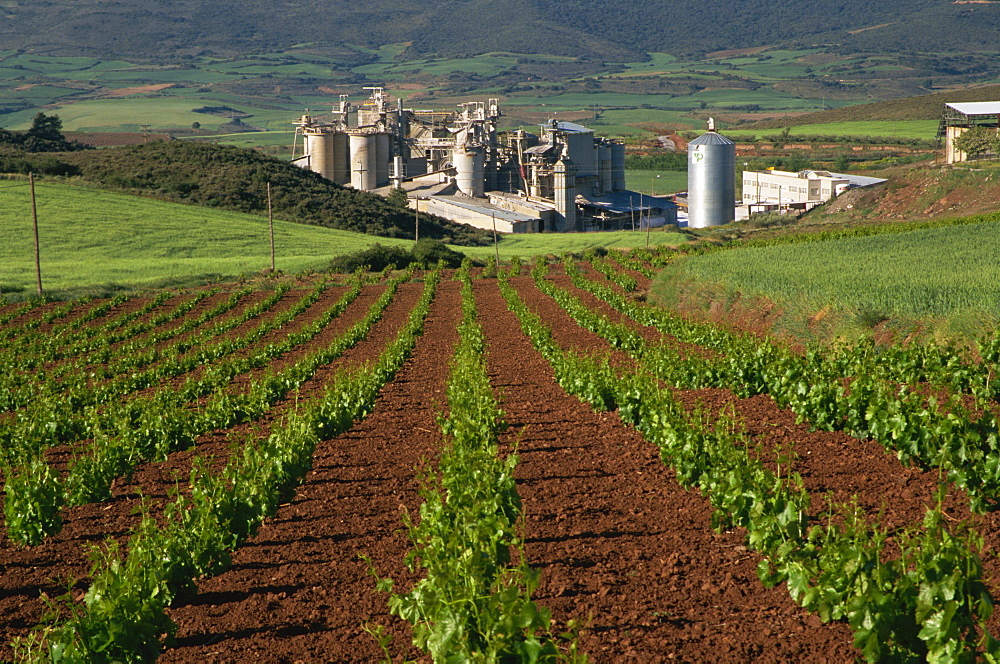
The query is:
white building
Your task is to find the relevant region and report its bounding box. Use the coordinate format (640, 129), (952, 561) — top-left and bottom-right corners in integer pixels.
(742, 169), (852, 213)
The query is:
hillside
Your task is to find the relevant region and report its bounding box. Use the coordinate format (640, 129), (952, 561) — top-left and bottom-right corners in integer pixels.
(49, 142), (490, 245)
(0, 180), (419, 293)
(743, 84), (1000, 129)
(1, 0), (999, 62)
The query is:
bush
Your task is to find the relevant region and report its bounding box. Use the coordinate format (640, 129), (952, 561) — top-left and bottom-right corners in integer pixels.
(328, 244), (414, 273)
(412, 238), (465, 268)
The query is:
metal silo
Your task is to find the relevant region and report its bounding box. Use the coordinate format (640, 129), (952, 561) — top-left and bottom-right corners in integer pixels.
(687, 129), (735, 228)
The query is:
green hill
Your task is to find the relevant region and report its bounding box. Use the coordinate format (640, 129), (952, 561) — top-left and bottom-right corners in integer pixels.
(50, 141), (490, 245)
(0, 180), (417, 294)
(743, 84), (1000, 130)
(0, 179), (688, 295)
(1, 0), (999, 63)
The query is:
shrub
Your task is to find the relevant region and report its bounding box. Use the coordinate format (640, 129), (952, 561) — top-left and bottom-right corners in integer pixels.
(411, 238), (465, 268)
(328, 244), (414, 273)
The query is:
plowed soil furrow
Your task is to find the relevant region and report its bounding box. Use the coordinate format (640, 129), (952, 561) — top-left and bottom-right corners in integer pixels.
(0, 283), (427, 657)
(155, 279), (463, 663)
(538, 275), (956, 515)
(473, 278), (858, 662)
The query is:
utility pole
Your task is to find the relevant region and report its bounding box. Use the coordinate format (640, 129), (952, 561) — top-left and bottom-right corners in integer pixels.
(267, 182), (275, 271)
(491, 211), (500, 266)
(30, 172), (42, 297)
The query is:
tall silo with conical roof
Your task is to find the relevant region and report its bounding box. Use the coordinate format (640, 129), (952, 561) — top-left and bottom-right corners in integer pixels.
(687, 126), (735, 228)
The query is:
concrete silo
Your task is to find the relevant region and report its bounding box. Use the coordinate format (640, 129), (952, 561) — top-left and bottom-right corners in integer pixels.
(610, 141), (626, 191)
(349, 132), (377, 191)
(453, 146), (485, 198)
(687, 125), (735, 228)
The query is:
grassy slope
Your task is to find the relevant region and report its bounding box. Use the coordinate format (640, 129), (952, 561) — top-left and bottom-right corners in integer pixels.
(653, 213), (1000, 342)
(0, 180), (412, 292)
(0, 180), (688, 293)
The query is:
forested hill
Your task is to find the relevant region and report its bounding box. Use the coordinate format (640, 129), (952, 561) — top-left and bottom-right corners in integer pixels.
(1, 0), (998, 61)
(51, 142), (491, 246)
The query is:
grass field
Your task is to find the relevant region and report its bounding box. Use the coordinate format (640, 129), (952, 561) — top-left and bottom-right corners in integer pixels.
(0, 179), (688, 294)
(657, 217), (1000, 321)
(624, 170), (687, 195)
(724, 120), (939, 141)
(0, 181), (414, 293)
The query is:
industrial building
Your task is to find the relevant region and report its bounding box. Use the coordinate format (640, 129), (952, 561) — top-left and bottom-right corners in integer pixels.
(939, 102), (1000, 164)
(741, 169), (887, 214)
(292, 90), (675, 233)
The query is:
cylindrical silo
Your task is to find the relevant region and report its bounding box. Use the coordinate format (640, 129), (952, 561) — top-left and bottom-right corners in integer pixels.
(304, 131), (333, 181)
(331, 132), (349, 185)
(598, 143), (612, 194)
(610, 142), (626, 191)
(687, 131), (735, 228)
(553, 157), (576, 232)
(374, 132), (390, 187)
(453, 146), (485, 198)
(349, 133), (376, 191)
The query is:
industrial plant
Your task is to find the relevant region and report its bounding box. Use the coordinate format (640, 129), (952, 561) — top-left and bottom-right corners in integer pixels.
(292, 89), (676, 233)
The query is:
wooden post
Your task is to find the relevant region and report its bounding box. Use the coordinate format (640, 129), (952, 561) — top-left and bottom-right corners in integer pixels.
(491, 211), (500, 266)
(267, 182), (275, 271)
(30, 172), (42, 297)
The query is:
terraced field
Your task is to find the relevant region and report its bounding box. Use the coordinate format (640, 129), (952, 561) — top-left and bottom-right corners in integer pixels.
(2, 256), (1000, 661)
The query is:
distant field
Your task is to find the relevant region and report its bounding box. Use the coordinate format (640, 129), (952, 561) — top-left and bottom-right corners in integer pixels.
(724, 120), (939, 140)
(0, 179), (686, 294)
(625, 170), (687, 195)
(658, 217), (1000, 319)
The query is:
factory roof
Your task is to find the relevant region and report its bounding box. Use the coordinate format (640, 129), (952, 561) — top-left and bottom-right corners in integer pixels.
(540, 121), (592, 133)
(427, 195), (539, 223)
(944, 102), (1000, 116)
(688, 131), (735, 147)
(579, 191), (677, 214)
(827, 172), (887, 188)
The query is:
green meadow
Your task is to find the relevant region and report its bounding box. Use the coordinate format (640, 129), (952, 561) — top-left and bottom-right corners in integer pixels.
(656, 216), (1000, 320)
(0, 180), (412, 293)
(723, 120), (939, 141)
(0, 179), (688, 294)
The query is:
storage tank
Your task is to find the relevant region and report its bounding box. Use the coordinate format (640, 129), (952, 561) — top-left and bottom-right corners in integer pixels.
(453, 146), (485, 198)
(687, 130), (735, 228)
(331, 132), (349, 185)
(304, 131), (333, 181)
(374, 132), (390, 187)
(598, 143), (612, 194)
(610, 142), (626, 191)
(349, 133), (377, 191)
(553, 157), (577, 232)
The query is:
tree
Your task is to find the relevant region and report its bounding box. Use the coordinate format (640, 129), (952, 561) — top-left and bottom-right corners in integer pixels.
(26, 112), (65, 142)
(954, 126), (1000, 160)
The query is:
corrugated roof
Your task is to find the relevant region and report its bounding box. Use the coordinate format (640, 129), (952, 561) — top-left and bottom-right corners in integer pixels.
(688, 131), (735, 146)
(579, 191), (677, 214)
(944, 102), (1000, 116)
(539, 121), (592, 133)
(827, 172), (887, 188)
(428, 196), (538, 223)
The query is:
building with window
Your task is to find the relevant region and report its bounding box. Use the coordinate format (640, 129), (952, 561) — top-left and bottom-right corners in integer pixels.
(741, 169), (883, 214)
